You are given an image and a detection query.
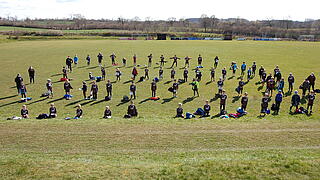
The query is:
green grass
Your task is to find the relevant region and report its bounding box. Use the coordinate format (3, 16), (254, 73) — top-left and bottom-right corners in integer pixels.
(0, 39), (320, 178)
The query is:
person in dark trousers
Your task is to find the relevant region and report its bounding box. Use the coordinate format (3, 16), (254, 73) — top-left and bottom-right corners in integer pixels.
(133, 54), (137, 66)
(277, 78), (285, 95)
(147, 54), (153, 67)
(195, 68), (202, 81)
(288, 73), (295, 93)
(307, 72), (316, 92)
(261, 70), (267, 87)
(172, 79), (179, 97)
(20, 82), (27, 99)
(21, 105), (29, 119)
(130, 82), (136, 99)
(122, 58), (127, 67)
(222, 67), (227, 80)
(46, 79), (53, 98)
(49, 103), (57, 118)
(273, 65), (280, 77)
(191, 78), (200, 97)
(103, 106), (112, 118)
(151, 79), (157, 97)
(65, 56), (73, 72)
(175, 103), (184, 118)
(28, 66), (35, 84)
(266, 77), (275, 97)
(301, 79), (310, 97)
(82, 81), (87, 99)
(247, 68), (252, 81)
(220, 90), (227, 111)
(241, 92), (249, 111)
(86, 55), (91, 66)
(144, 67), (149, 80)
(74, 104), (83, 119)
(275, 69), (282, 83)
(251, 62), (257, 76)
(91, 81), (98, 100)
(106, 80), (112, 98)
(64, 80), (73, 99)
(97, 52), (103, 67)
(115, 68), (122, 81)
(62, 67), (68, 79)
(274, 90), (283, 114)
(159, 67), (164, 79)
(132, 67), (138, 80)
(203, 100), (211, 117)
(101, 67), (106, 80)
(307, 91), (316, 115)
(214, 56), (219, 69)
(237, 78), (245, 96)
(170, 68), (176, 80)
(184, 56), (191, 68)
(160, 55), (165, 67)
(259, 66), (265, 81)
(230, 62), (237, 76)
(260, 93), (269, 117)
(290, 90), (301, 113)
(127, 101), (138, 117)
(217, 77), (224, 95)
(110, 53), (116, 65)
(183, 68), (189, 82)
(210, 68), (215, 82)
(170, 55), (180, 68)
(241, 62), (246, 77)
(197, 54), (203, 66)
(14, 74), (23, 94)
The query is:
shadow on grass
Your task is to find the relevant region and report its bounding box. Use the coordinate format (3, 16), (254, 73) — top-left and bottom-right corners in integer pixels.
(79, 100), (94, 106)
(52, 80), (63, 84)
(257, 85), (264, 91)
(27, 97), (48, 105)
(0, 94), (17, 100)
(116, 100), (130, 106)
(285, 91), (292, 97)
(301, 97), (307, 104)
(211, 113), (221, 119)
(255, 81), (262, 85)
(139, 98), (151, 104)
(51, 73), (62, 77)
(123, 80), (133, 84)
(205, 81), (213, 85)
(182, 97), (196, 104)
(47, 97), (64, 104)
(65, 99), (86, 107)
(90, 99), (106, 106)
(232, 96), (241, 103)
(164, 80), (172, 85)
(227, 76), (234, 80)
(210, 94), (220, 102)
(0, 100), (21, 107)
(161, 97), (174, 104)
(87, 66), (99, 69)
(77, 65), (87, 69)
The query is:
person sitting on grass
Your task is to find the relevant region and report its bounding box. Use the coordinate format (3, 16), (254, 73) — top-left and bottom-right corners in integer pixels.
(127, 101), (138, 117)
(290, 90), (301, 113)
(260, 93), (269, 117)
(49, 103), (57, 118)
(203, 100), (211, 117)
(103, 106), (112, 119)
(21, 105), (29, 119)
(74, 104), (83, 119)
(175, 103), (184, 118)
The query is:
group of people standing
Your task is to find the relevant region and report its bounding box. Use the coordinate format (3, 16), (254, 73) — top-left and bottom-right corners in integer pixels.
(13, 51), (317, 119)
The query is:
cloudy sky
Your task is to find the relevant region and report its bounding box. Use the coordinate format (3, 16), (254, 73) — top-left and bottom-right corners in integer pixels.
(0, 0), (319, 21)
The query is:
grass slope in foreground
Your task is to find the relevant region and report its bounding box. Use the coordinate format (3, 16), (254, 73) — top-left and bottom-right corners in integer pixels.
(0, 119), (320, 179)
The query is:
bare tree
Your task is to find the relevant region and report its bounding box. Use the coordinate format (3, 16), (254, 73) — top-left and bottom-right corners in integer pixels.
(200, 14), (210, 33)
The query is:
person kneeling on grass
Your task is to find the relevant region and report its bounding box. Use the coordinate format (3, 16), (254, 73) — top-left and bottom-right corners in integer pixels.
(21, 105), (29, 119)
(49, 103), (57, 118)
(126, 101), (138, 118)
(103, 106), (112, 119)
(203, 100), (211, 117)
(175, 103), (184, 118)
(74, 104), (83, 119)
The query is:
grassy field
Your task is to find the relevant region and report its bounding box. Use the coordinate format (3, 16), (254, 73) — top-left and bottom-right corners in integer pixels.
(0, 39), (319, 178)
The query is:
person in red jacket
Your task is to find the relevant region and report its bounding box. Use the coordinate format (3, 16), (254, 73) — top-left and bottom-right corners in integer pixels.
(132, 67), (138, 80)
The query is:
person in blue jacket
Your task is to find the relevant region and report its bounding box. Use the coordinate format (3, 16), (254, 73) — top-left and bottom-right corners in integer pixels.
(241, 61), (246, 77)
(274, 90), (283, 114)
(230, 61), (238, 76)
(73, 55), (78, 66)
(277, 78), (285, 95)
